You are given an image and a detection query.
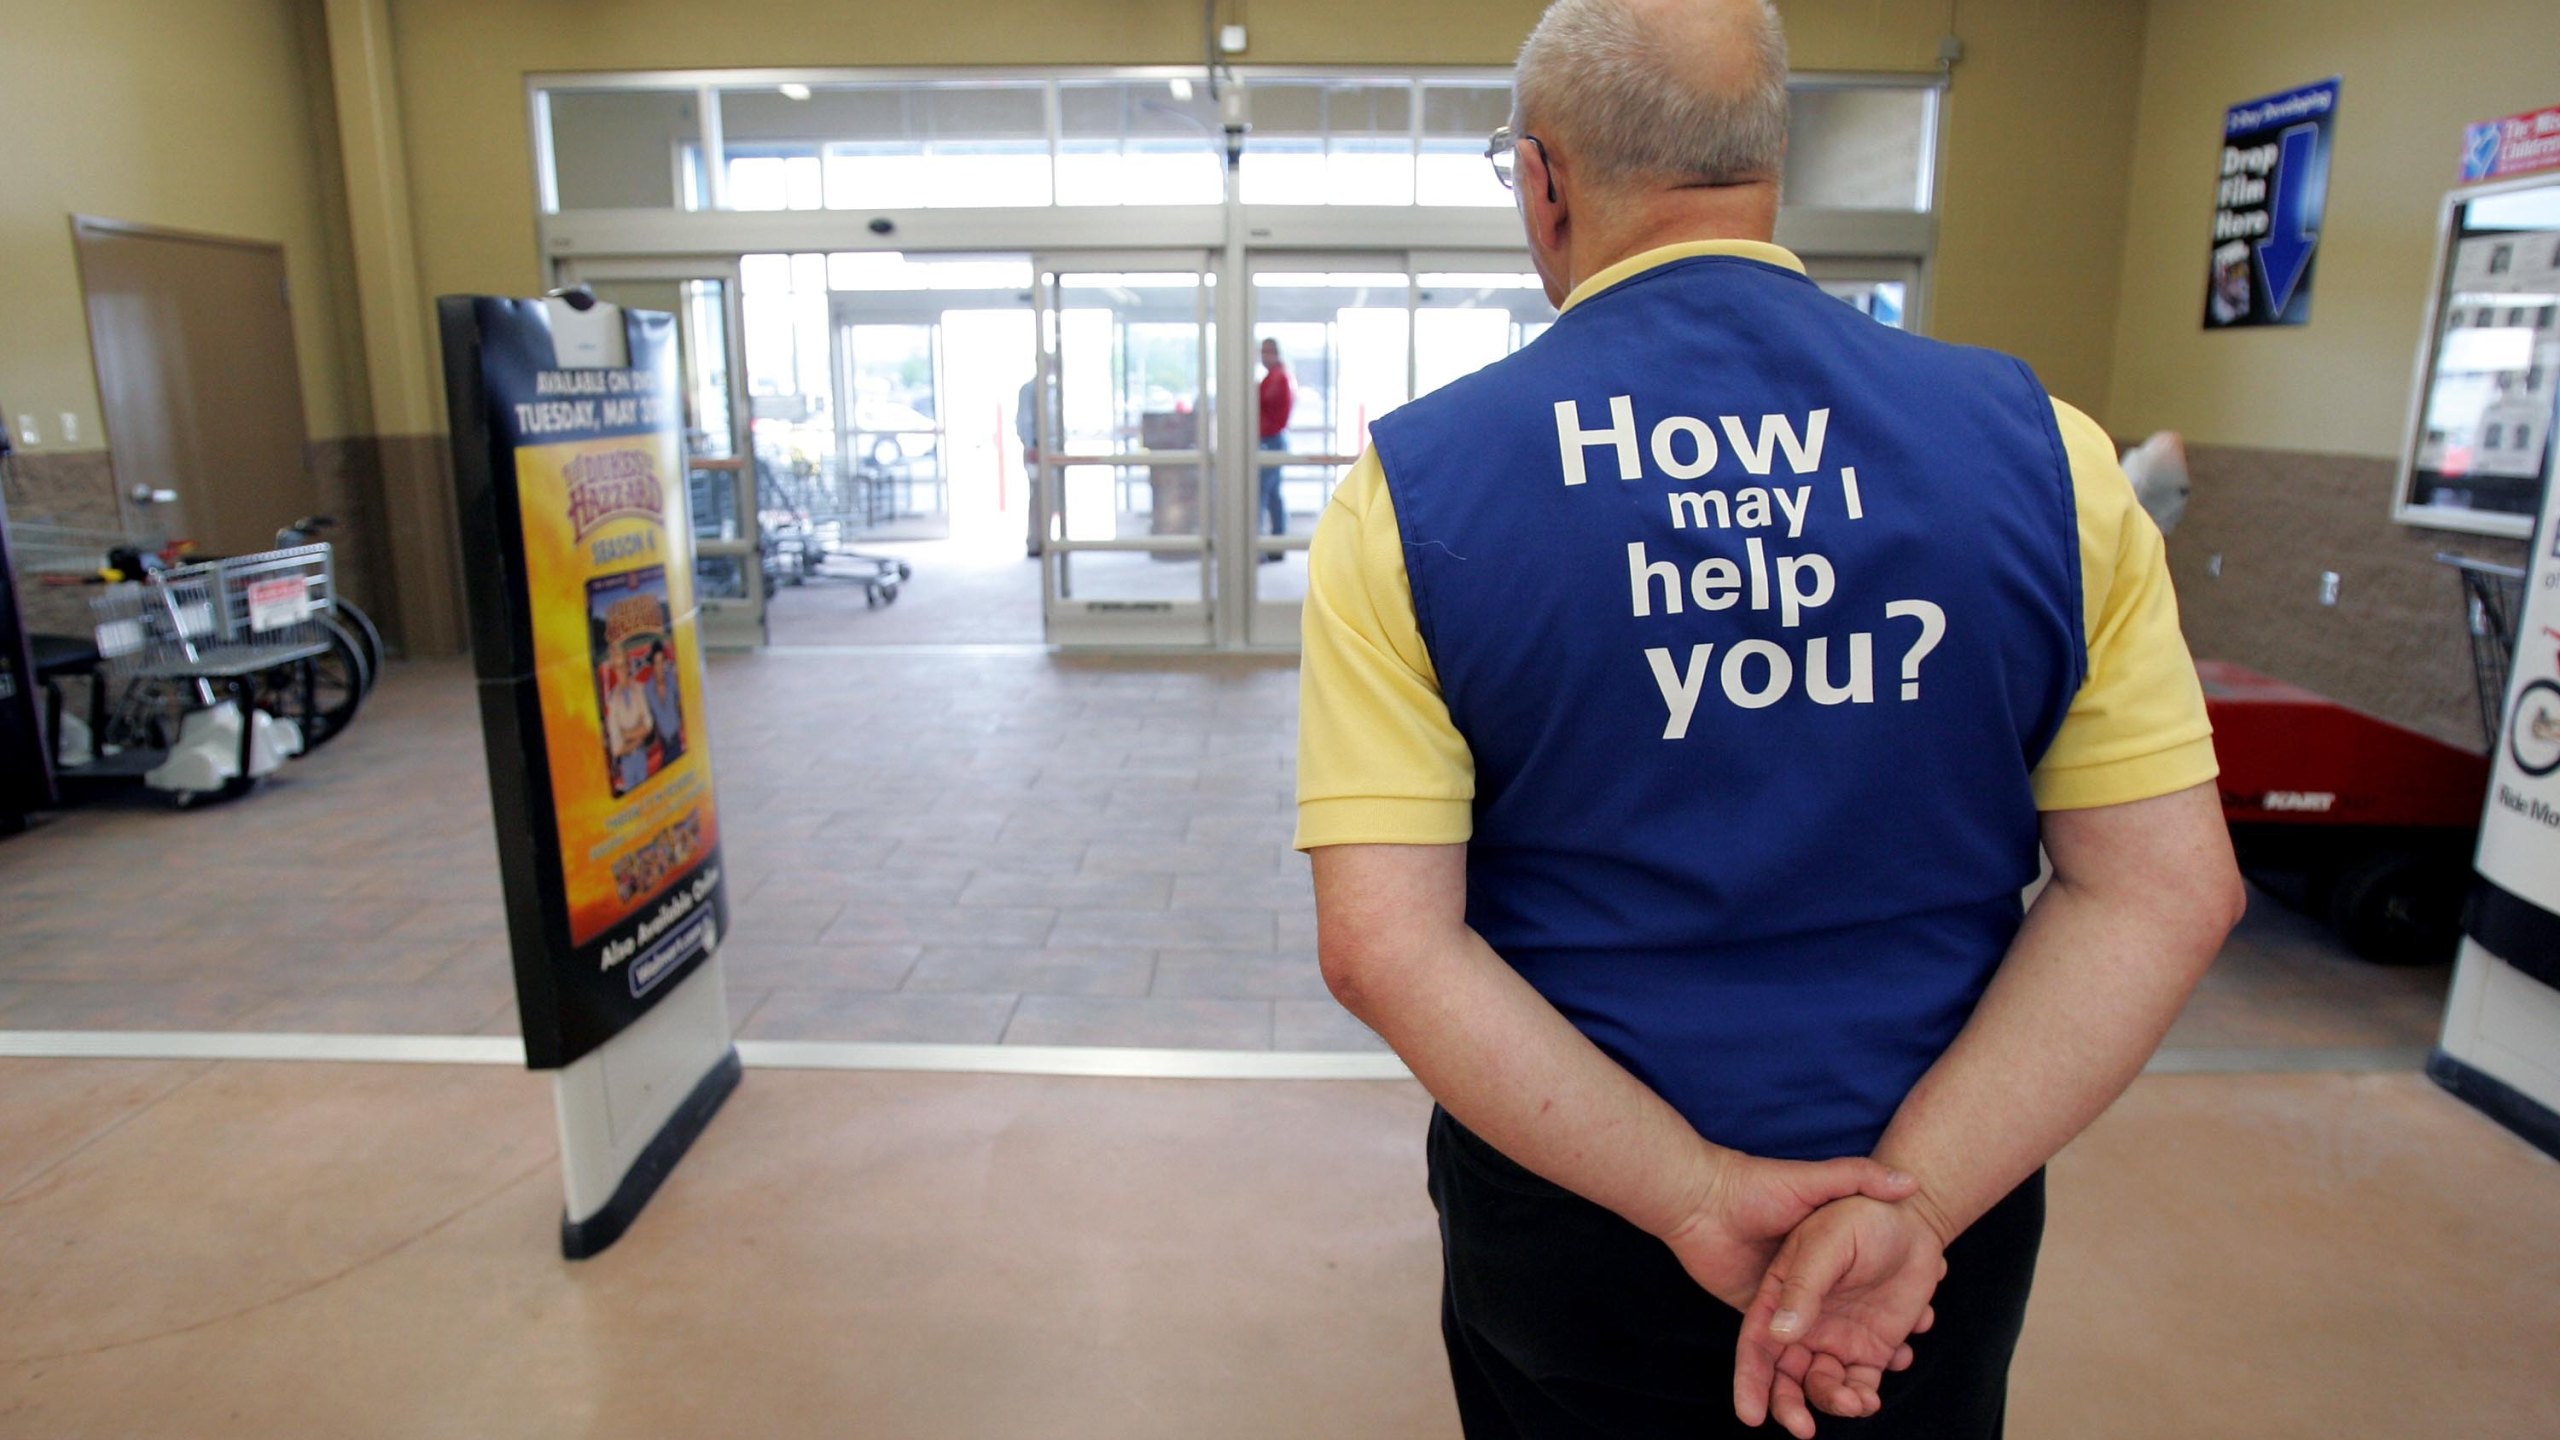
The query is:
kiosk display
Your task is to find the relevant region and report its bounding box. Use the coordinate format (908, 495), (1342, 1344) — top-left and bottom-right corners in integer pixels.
(2395, 178), (2560, 537)
(441, 293), (738, 1257)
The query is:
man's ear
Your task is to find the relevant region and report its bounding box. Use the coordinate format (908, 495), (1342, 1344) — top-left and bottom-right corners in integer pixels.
(1521, 138), (1569, 256)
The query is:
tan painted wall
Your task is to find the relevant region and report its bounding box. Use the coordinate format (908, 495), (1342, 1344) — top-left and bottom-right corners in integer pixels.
(2107, 0), (2560, 455)
(384, 0), (2146, 411)
(2103, 0), (2553, 745)
(0, 0), (366, 451)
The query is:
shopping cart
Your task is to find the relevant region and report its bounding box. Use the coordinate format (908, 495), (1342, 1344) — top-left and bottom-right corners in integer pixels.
(2439, 554), (2529, 749)
(78, 545), (340, 805)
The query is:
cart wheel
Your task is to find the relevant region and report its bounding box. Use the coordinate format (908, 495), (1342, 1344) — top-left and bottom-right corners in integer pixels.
(262, 618), (369, 750)
(879, 582), (899, 605)
(894, 562), (913, 581)
(336, 599), (388, 691)
(2325, 849), (2465, 966)
(170, 774), (259, 810)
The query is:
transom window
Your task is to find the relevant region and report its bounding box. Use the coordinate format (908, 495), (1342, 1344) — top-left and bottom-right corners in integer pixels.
(535, 70), (1937, 215)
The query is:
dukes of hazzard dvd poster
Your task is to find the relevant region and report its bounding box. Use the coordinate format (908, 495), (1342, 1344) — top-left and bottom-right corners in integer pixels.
(443, 295), (727, 1067)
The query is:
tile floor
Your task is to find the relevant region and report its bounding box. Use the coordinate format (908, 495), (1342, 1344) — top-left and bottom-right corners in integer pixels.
(1, 1059), (2553, 1438)
(0, 646), (2452, 1058)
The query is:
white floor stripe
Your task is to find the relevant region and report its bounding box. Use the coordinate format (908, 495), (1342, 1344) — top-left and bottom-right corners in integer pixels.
(0, 1029), (1407, 1080)
(735, 1040), (1410, 1080)
(754, 643), (1060, 658)
(0, 1031), (2425, 1080)
(0, 1031), (528, 1065)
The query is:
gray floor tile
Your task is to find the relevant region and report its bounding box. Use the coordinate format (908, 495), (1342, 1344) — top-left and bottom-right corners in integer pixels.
(994, 812), (1191, 845)
(1276, 908), (1320, 952)
(735, 990), (1019, 1044)
(1150, 950), (1333, 1001)
(882, 839), (1087, 875)
(819, 905), (1057, 947)
(0, 980), (276, 1031)
(1082, 841), (1290, 876)
(726, 901), (848, 944)
(713, 942), (921, 991)
(956, 872), (1173, 910)
(905, 947), (1155, 997)
(1004, 995), (1272, 1050)
(1048, 908), (1274, 952)
(746, 870), (971, 907)
(1170, 871), (1315, 910)
(226, 978), (514, 1035)
(1273, 999), (1391, 1052)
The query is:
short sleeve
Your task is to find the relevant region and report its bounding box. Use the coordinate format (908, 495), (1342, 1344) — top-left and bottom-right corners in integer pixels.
(1294, 450), (1477, 849)
(2030, 401), (2220, 810)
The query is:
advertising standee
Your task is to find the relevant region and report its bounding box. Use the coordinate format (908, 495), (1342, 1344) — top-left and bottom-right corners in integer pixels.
(441, 293), (737, 1257)
(2432, 449), (2560, 1161)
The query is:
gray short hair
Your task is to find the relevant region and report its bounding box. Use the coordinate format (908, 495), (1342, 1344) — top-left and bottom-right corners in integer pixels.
(1514, 0), (1789, 187)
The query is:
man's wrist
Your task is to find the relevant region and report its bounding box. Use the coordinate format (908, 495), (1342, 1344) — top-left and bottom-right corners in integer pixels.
(1643, 1137), (1736, 1243)
(1899, 1184), (1961, 1250)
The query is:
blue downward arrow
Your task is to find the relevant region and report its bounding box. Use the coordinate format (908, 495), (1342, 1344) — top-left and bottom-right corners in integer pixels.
(2256, 123), (2321, 316)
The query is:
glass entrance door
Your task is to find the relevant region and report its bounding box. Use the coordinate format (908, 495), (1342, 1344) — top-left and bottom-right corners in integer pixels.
(568, 259), (764, 648)
(1234, 251), (1555, 646)
(1035, 254), (1218, 646)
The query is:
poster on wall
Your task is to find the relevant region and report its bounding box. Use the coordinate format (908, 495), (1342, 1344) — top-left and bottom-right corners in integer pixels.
(441, 296), (728, 1069)
(2462, 104), (2560, 185)
(2394, 179), (2560, 534)
(2203, 78), (2339, 330)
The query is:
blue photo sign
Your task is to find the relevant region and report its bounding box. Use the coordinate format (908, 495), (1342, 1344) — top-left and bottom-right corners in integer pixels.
(2205, 78), (2340, 329)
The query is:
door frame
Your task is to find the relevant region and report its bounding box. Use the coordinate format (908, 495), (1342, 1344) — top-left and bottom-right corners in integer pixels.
(1035, 249), (1221, 647)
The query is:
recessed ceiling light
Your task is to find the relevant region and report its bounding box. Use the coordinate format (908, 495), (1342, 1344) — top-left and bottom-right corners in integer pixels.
(779, 83), (812, 101)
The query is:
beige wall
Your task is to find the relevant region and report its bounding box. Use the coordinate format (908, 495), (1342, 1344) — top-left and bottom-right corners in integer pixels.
(382, 0), (2146, 411)
(0, 0), (366, 453)
(2104, 0), (2550, 746)
(2108, 0), (2560, 455)
(1929, 0), (2148, 413)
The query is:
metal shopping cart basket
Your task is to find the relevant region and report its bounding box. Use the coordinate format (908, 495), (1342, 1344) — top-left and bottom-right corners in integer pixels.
(2439, 553), (2529, 750)
(84, 545), (340, 804)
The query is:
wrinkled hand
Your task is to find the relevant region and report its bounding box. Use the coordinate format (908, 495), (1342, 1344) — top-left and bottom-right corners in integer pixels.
(1657, 1154), (1917, 1311)
(1733, 1195), (1949, 1438)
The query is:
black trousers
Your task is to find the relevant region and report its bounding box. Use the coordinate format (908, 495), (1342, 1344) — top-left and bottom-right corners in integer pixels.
(1427, 1109), (2045, 1440)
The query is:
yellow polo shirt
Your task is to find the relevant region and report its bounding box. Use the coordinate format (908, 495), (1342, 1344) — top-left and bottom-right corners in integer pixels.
(1295, 241), (2217, 850)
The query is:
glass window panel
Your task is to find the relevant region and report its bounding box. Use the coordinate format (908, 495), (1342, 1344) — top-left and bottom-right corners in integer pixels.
(1055, 144), (1124, 207)
(1052, 551), (1206, 605)
(1329, 140), (1415, 205)
(921, 146), (1053, 208)
(728, 150), (822, 211)
(1813, 279), (1908, 328)
(1240, 141), (1327, 206)
(928, 84), (1047, 140)
(741, 253), (839, 487)
(1417, 142), (1511, 207)
(1254, 271), (1411, 461)
(824, 148), (929, 209)
(547, 89), (700, 211)
(1415, 271), (1555, 398)
(1059, 81), (1223, 206)
(1241, 80), (1419, 206)
(1420, 83), (1510, 139)
(695, 553), (753, 601)
(1784, 87), (1934, 211)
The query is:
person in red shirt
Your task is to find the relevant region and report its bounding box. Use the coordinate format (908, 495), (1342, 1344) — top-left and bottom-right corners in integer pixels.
(1258, 338), (1295, 557)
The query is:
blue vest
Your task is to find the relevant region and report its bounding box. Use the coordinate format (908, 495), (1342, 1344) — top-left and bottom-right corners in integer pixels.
(1371, 254), (2084, 1161)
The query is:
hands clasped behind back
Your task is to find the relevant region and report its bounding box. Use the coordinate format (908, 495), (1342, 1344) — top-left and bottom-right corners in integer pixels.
(1659, 1152), (1947, 1435)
